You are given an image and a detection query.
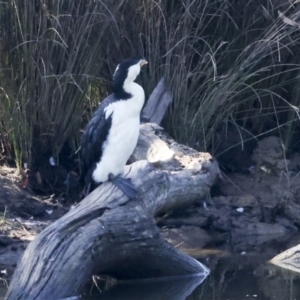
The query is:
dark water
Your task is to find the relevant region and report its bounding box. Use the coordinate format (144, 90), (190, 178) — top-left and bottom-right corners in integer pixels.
(83, 233), (300, 300)
(1, 234), (300, 300)
(82, 260), (300, 300)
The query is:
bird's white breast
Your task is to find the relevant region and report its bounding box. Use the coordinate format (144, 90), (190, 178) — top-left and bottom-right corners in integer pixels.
(92, 83), (145, 183)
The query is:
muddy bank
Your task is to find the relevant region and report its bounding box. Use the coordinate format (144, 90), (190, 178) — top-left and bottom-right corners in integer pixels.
(0, 166), (69, 281)
(159, 136), (300, 256)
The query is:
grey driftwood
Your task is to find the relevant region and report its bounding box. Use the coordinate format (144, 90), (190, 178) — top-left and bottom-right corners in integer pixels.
(5, 80), (220, 300)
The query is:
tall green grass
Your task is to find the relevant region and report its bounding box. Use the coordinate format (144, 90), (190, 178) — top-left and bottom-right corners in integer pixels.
(133, 0), (300, 153)
(0, 1), (121, 168)
(0, 0), (300, 172)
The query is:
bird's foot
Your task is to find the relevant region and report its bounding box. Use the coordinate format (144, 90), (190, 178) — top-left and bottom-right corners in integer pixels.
(108, 174), (137, 199)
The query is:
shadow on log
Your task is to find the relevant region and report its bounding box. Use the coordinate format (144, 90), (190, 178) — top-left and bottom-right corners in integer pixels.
(5, 82), (220, 300)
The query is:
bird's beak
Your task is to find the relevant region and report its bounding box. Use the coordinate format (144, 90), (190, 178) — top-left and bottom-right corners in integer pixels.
(140, 59), (148, 67)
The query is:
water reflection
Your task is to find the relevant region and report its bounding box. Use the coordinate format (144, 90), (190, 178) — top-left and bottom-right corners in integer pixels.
(87, 274), (208, 300)
(194, 262), (300, 300)
(4, 235), (300, 300)
(0, 285), (7, 300)
(1, 259), (300, 300)
(86, 249), (300, 300)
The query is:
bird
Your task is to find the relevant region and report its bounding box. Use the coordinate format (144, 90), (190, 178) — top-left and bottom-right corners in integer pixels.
(80, 57), (148, 198)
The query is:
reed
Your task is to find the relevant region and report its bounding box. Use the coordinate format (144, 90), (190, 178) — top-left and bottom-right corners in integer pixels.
(0, 0), (300, 171)
(0, 0), (120, 168)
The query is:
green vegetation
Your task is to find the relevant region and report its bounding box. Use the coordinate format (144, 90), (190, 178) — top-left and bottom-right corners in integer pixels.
(0, 1), (121, 168)
(0, 0), (299, 170)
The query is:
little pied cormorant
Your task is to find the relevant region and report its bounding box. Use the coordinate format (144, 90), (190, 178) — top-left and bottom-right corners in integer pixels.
(80, 57), (148, 198)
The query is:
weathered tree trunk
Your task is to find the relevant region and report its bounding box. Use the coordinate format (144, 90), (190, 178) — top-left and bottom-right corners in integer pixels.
(5, 124), (219, 300)
(142, 77), (172, 125)
(5, 116), (220, 298)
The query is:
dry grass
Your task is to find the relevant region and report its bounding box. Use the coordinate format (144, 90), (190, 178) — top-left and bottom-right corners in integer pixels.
(0, 1), (121, 168)
(0, 0), (300, 172)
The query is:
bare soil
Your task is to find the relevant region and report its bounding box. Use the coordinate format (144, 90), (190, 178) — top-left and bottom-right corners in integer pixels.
(0, 166), (69, 283)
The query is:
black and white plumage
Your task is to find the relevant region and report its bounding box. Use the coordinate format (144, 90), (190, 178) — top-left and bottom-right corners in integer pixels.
(80, 57), (148, 198)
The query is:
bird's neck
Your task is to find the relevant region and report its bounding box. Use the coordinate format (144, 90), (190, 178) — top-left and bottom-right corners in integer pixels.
(113, 80), (141, 100)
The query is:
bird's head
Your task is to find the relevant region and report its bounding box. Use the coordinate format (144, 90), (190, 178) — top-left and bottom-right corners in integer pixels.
(113, 57), (147, 97)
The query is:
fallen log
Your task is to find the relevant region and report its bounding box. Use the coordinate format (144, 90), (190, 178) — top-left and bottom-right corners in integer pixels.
(5, 123), (220, 300)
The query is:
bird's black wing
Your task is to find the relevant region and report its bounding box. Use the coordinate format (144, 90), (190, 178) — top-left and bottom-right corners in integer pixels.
(79, 94), (117, 185)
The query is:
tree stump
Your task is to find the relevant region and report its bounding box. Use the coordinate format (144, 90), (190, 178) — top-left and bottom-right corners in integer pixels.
(5, 123), (220, 300)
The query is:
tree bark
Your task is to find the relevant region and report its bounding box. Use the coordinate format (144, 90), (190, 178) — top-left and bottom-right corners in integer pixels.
(5, 124), (220, 300)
